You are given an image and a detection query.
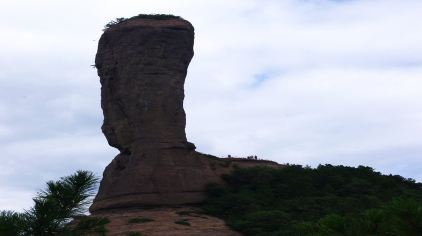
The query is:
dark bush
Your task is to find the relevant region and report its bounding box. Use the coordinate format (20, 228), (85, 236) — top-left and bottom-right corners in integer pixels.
(128, 217), (154, 224)
(203, 165), (422, 235)
(174, 219), (191, 226)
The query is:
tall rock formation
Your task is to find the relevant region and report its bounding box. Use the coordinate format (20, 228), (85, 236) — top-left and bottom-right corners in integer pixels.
(90, 16), (222, 212)
(90, 15), (281, 213)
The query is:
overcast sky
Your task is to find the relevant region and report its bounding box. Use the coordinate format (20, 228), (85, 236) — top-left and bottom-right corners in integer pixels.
(1, 0), (421, 212)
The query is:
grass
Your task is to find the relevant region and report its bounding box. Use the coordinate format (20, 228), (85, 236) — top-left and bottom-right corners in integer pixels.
(176, 211), (192, 216)
(174, 219), (191, 226)
(176, 209), (203, 216)
(176, 209), (208, 219)
(72, 216), (110, 235)
(127, 232), (143, 236)
(128, 217), (154, 224)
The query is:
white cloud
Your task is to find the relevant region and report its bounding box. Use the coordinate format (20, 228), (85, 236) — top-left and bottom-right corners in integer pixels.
(1, 0), (421, 211)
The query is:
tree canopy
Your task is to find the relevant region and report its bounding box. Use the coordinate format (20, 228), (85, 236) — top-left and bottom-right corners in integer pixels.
(203, 164), (422, 235)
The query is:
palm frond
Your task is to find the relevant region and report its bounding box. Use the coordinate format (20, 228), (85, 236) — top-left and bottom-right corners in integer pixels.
(22, 170), (99, 235)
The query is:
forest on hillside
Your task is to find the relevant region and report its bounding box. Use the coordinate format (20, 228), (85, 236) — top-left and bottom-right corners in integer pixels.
(203, 164), (422, 236)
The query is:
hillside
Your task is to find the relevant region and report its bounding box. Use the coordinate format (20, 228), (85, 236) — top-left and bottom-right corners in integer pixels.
(1, 164), (421, 235)
(202, 164), (422, 235)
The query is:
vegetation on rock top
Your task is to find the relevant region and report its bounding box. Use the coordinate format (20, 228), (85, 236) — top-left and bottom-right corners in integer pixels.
(103, 14), (182, 31)
(203, 164), (422, 236)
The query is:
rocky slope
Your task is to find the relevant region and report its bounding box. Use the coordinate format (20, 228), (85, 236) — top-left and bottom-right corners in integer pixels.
(92, 207), (240, 236)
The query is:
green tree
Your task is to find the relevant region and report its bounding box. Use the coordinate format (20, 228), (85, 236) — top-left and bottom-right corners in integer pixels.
(0, 170), (100, 235)
(0, 211), (25, 235)
(203, 165), (422, 235)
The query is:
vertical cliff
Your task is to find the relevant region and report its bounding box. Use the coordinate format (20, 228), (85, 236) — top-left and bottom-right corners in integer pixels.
(90, 16), (222, 212)
(90, 15), (282, 213)
(96, 16), (195, 152)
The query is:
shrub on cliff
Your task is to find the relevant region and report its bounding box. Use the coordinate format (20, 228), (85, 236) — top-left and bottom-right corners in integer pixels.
(103, 14), (182, 31)
(0, 170), (102, 235)
(203, 164), (422, 235)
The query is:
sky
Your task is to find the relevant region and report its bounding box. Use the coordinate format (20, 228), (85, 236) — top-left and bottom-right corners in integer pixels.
(1, 0), (421, 211)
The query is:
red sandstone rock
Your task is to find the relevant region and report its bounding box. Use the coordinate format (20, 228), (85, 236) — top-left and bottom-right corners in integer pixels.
(90, 16), (223, 212)
(90, 15), (283, 213)
(91, 207), (241, 236)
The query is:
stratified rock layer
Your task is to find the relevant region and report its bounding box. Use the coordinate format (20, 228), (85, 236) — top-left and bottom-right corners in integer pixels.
(90, 17), (222, 212)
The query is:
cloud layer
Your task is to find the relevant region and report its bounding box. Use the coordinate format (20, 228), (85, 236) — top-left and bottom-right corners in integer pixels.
(1, 0), (421, 211)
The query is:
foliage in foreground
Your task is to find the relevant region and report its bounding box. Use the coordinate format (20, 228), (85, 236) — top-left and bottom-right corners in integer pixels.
(0, 170), (104, 236)
(203, 164), (422, 235)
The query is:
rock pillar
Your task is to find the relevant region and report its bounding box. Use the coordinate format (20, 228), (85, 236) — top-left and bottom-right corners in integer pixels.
(90, 16), (221, 212)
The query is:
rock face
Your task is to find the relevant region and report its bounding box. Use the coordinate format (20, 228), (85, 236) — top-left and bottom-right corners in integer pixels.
(90, 16), (223, 212)
(97, 17), (195, 152)
(90, 16), (283, 213)
(89, 207), (241, 236)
